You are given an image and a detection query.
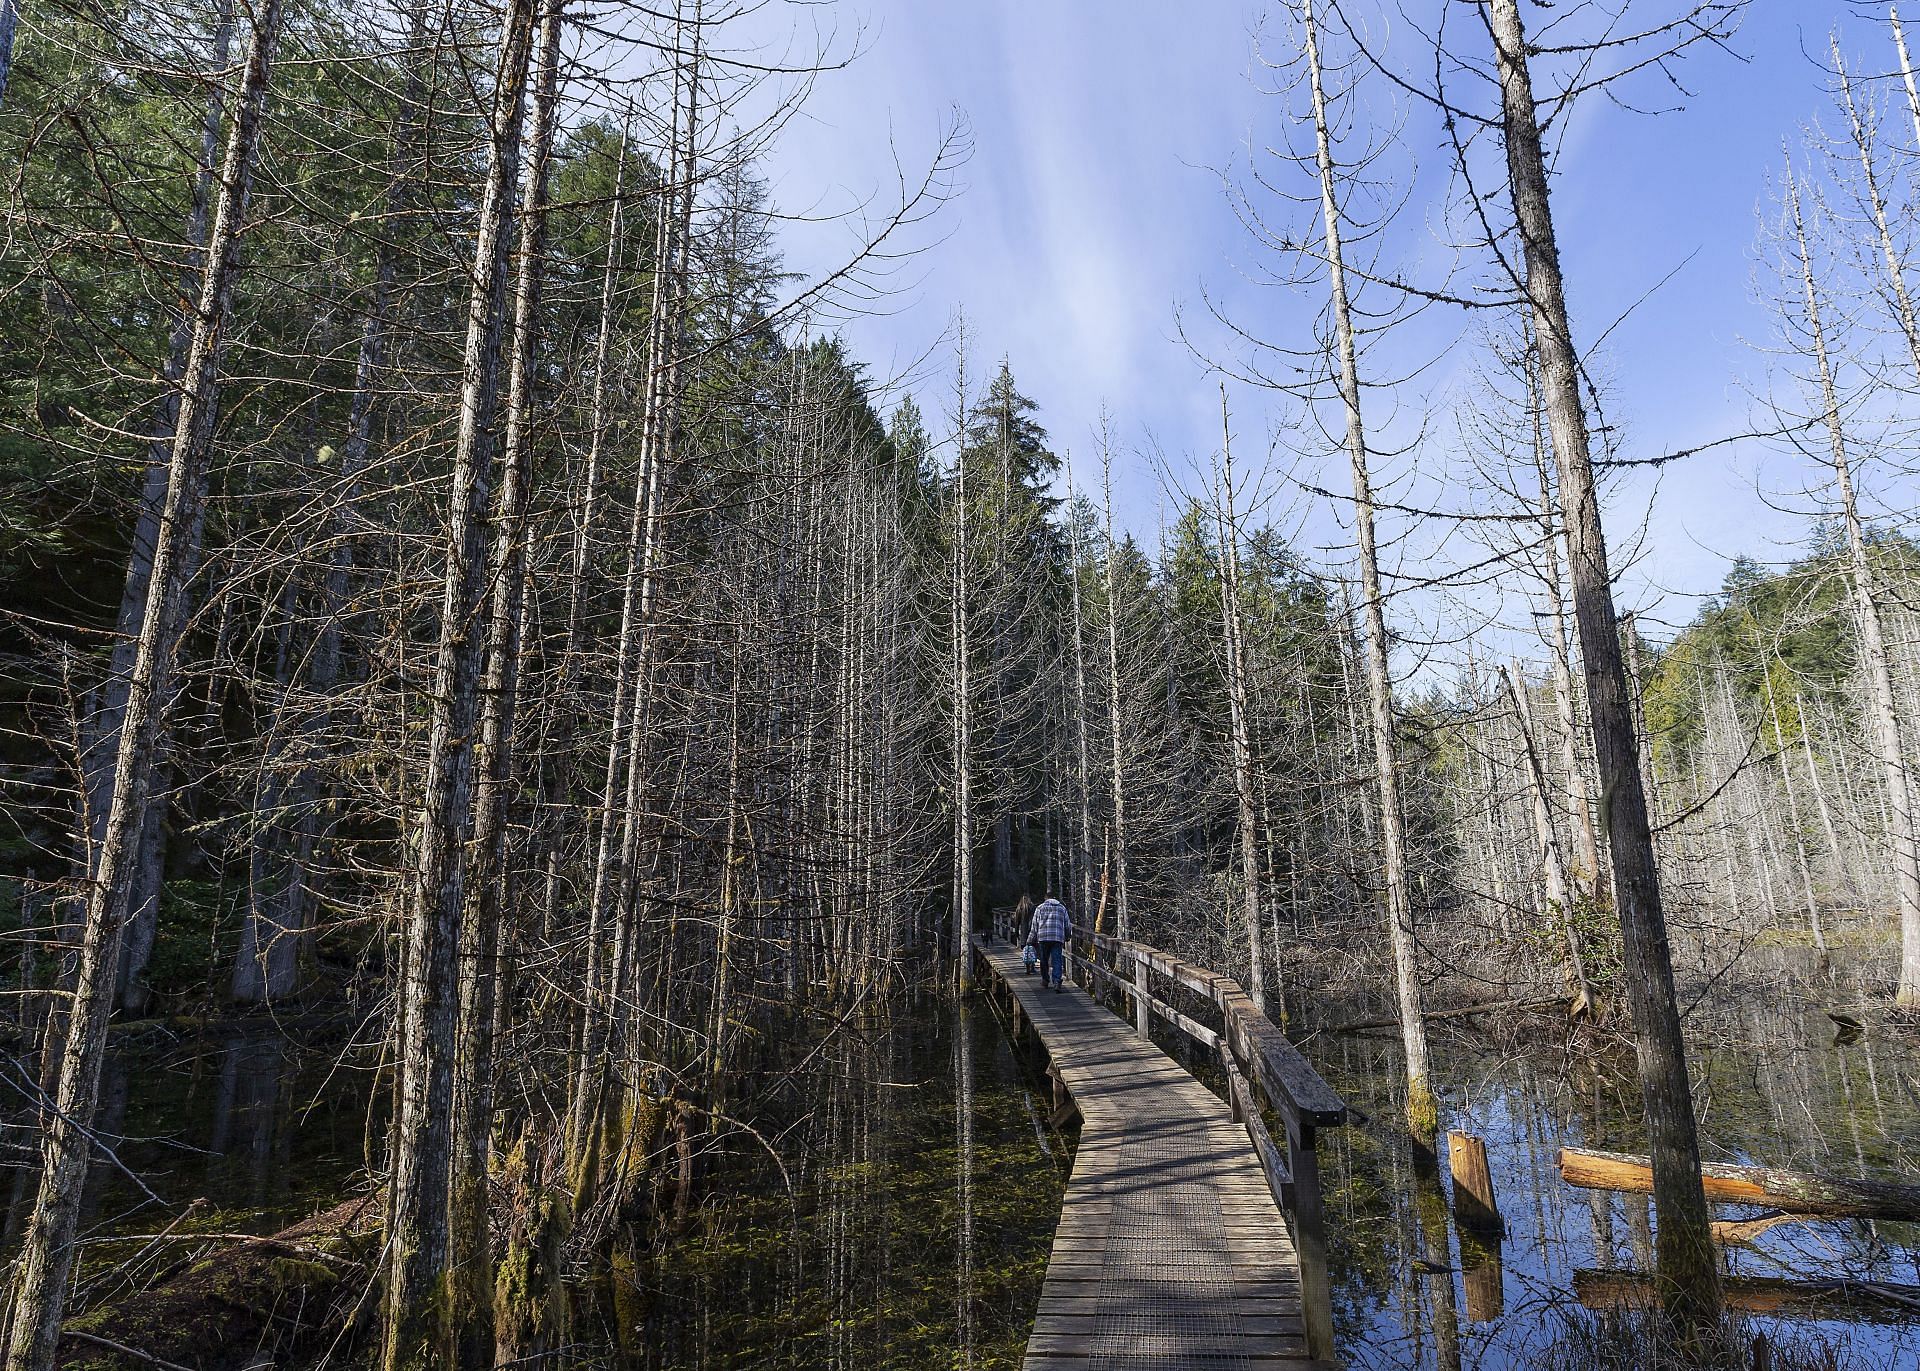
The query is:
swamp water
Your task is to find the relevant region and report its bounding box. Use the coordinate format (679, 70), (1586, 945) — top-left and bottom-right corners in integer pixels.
(1305, 948), (1920, 1369)
(12, 953), (1919, 1368)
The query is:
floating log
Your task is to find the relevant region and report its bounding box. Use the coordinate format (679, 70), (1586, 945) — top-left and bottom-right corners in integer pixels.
(1558, 1147), (1920, 1220)
(1447, 1130), (1503, 1235)
(1573, 1268), (1920, 1325)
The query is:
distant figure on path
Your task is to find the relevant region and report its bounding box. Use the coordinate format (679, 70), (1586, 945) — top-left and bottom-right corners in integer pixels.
(1012, 895), (1038, 974)
(1027, 893), (1073, 993)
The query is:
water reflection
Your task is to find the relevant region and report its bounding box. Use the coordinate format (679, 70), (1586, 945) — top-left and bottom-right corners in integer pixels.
(1314, 950), (1920, 1368)
(624, 994), (1065, 1370)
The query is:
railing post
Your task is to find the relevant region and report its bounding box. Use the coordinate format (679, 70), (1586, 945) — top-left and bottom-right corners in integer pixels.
(1291, 1124), (1335, 1363)
(1132, 950), (1149, 1038)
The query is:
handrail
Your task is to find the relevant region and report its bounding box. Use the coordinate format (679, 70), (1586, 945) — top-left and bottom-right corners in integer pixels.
(988, 909), (1345, 1360)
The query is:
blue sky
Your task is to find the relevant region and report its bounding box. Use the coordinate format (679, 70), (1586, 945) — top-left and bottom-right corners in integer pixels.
(752, 1), (1919, 655)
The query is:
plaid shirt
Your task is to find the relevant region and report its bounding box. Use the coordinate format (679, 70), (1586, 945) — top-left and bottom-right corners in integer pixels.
(1027, 898), (1072, 944)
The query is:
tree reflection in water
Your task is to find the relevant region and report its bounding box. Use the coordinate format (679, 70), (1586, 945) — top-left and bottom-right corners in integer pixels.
(1314, 947), (1920, 1369)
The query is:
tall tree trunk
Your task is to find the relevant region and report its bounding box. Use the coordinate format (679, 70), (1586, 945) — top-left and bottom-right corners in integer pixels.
(1783, 164), (1920, 1004)
(563, 116), (631, 663)
(1485, 0), (1722, 1335)
(568, 127), (678, 1176)
(1531, 381), (1604, 900)
(951, 360), (975, 990)
(1893, 5), (1920, 154)
(1837, 43), (1920, 380)
(82, 0), (237, 1015)
(1763, 663), (1827, 956)
(445, 2), (563, 1363)
(381, 1), (537, 1363)
(1098, 431), (1132, 943)
(4, 1), (284, 1364)
(1506, 662), (1592, 1009)
(1215, 387), (1267, 1015)
(1301, 0), (1432, 1139)
(1065, 456), (1095, 920)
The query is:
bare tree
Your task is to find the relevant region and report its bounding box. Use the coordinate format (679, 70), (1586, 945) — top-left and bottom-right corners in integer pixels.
(4, 0), (285, 1362)
(1484, 0), (1724, 1336)
(381, 0), (537, 1361)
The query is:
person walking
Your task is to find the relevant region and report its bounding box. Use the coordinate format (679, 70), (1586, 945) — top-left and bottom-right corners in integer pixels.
(1026, 893), (1073, 993)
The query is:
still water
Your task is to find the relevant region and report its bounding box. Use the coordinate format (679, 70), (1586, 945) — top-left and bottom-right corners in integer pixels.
(18, 953), (1920, 1368)
(616, 994), (1066, 1368)
(1306, 952), (1920, 1369)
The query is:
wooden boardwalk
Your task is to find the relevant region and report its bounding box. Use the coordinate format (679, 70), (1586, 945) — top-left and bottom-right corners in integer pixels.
(977, 939), (1329, 1370)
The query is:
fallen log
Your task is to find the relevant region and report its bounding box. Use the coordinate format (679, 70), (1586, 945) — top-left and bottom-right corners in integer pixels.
(57, 1196), (379, 1370)
(1710, 1211), (1804, 1246)
(1574, 1268), (1920, 1325)
(1558, 1147), (1920, 1220)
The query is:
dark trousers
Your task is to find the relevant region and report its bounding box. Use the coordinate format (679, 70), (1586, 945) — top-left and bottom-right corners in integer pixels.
(1037, 940), (1064, 987)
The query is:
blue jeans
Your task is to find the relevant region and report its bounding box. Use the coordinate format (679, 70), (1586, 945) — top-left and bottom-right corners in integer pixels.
(1037, 940), (1064, 987)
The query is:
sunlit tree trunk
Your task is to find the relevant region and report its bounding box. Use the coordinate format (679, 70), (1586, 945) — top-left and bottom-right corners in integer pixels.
(1837, 41), (1920, 380)
(382, 1), (536, 1362)
(1485, 0), (1721, 1333)
(445, 2), (563, 1362)
(1099, 429), (1132, 942)
(1783, 164), (1920, 1005)
(1301, 0), (1432, 1137)
(1892, 6), (1920, 153)
(1506, 662), (1591, 1009)
(1530, 381), (1604, 900)
(1215, 388), (1267, 1014)
(1066, 456), (1096, 919)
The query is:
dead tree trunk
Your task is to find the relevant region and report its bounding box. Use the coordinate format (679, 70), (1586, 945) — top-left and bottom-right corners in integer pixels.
(1215, 387), (1267, 1016)
(1891, 6), (1920, 156)
(381, 1), (537, 1364)
(1485, 0), (1722, 1334)
(1560, 1147), (1920, 1219)
(3, 2), (284, 1365)
(1783, 164), (1920, 1004)
(951, 356), (975, 990)
(82, 0), (236, 1016)
(1066, 456), (1096, 920)
(1099, 427), (1132, 943)
(1301, 0), (1432, 1138)
(1530, 384), (1604, 900)
(445, 2), (563, 1363)
(1837, 42), (1920, 381)
(1505, 663), (1592, 1004)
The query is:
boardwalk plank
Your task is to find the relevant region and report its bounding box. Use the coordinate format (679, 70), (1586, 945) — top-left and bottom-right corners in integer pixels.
(976, 940), (1324, 1370)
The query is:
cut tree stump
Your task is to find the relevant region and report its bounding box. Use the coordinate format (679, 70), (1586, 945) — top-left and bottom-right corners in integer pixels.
(1447, 1131), (1503, 1235)
(1558, 1146), (1920, 1220)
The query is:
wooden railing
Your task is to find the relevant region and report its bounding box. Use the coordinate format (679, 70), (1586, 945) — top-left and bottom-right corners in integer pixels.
(988, 913), (1347, 1358)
